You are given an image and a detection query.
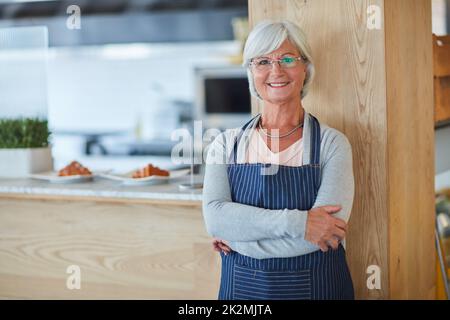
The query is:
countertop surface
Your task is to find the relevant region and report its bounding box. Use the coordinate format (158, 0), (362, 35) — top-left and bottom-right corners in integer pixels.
(0, 175), (203, 202)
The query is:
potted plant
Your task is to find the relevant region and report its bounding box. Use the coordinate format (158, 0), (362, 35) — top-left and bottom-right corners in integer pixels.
(0, 118), (53, 177)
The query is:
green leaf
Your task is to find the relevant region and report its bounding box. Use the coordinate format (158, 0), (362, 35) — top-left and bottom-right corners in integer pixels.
(0, 117), (51, 149)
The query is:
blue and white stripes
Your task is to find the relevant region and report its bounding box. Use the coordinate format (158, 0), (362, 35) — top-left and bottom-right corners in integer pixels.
(218, 114), (354, 300)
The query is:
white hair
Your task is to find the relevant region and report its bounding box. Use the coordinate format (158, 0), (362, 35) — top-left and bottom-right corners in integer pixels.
(243, 20), (315, 100)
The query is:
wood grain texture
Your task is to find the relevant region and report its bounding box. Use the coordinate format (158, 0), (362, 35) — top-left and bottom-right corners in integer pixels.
(0, 198), (220, 299)
(0, 192), (202, 207)
(385, 0), (435, 299)
(249, 0), (388, 299)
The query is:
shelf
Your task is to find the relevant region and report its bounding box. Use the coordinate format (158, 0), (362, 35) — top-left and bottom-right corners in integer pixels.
(433, 34), (450, 124)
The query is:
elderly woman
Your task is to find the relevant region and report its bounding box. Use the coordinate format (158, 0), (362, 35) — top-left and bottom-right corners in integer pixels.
(202, 20), (355, 300)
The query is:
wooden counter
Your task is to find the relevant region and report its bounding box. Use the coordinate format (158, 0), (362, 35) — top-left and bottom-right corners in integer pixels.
(0, 177), (220, 299)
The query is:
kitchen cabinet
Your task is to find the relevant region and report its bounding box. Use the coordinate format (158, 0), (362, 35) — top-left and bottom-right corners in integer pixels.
(0, 177), (219, 299)
(433, 34), (450, 125)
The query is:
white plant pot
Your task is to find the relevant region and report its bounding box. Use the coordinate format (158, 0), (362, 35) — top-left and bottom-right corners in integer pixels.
(0, 147), (53, 178)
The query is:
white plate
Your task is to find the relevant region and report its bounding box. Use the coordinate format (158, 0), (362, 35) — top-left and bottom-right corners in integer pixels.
(29, 171), (97, 183)
(99, 168), (190, 185)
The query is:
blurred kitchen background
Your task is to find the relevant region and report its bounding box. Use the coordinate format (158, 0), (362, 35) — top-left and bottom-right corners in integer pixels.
(0, 0), (450, 187)
(0, 0), (251, 173)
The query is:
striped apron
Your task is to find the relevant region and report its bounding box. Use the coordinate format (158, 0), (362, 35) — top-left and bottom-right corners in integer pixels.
(218, 114), (354, 300)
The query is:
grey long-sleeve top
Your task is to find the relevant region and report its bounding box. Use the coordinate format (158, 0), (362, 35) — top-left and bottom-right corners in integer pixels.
(202, 112), (355, 259)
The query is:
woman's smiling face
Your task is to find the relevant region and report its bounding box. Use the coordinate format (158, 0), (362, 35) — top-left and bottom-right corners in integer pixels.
(251, 39), (307, 104)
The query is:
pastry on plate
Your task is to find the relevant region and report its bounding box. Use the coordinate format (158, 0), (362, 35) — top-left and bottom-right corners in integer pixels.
(132, 164), (169, 178)
(58, 161), (92, 176)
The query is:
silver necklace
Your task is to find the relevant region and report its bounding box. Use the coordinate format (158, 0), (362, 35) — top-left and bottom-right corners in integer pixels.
(258, 117), (304, 139)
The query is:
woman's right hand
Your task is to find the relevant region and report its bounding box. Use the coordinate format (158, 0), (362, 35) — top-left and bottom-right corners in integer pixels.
(212, 238), (232, 255)
(305, 205), (347, 252)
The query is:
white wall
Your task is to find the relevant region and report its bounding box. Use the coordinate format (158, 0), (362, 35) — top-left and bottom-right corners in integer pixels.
(46, 41), (241, 132)
(42, 41), (242, 167)
(432, 0), (447, 35)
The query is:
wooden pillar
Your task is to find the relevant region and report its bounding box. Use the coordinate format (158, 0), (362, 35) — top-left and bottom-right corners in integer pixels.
(248, 0), (435, 299)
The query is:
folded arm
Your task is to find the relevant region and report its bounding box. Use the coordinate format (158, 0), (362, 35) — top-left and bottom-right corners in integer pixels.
(228, 131), (355, 258)
(202, 132), (309, 242)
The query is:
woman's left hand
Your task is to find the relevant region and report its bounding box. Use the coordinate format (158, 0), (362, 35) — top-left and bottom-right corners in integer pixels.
(212, 238), (232, 255)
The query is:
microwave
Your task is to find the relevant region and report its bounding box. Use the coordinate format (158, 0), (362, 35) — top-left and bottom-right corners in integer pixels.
(194, 65), (251, 130)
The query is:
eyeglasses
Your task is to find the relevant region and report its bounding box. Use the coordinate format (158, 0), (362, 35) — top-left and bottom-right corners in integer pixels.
(249, 56), (306, 71)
